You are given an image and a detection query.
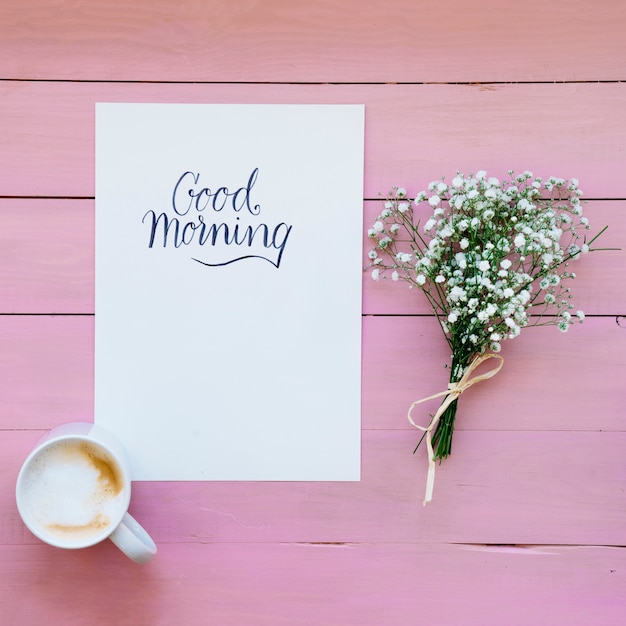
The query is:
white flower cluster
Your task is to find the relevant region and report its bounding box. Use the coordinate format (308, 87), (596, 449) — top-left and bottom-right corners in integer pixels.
(368, 171), (594, 358)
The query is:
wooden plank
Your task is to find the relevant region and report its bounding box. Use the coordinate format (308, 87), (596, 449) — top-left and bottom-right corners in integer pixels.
(1, 82), (626, 199)
(4, 429), (626, 546)
(363, 315), (626, 433)
(1, 543), (624, 626)
(0, 199), (94, 314)
(1, 199), (621, 315)
(0, 315), (94, 426)
(1, 315), (623, 433)
(1, 0), (625, 83)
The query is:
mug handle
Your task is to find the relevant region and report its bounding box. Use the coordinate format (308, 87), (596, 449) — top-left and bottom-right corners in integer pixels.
(109, 512), (157, 564)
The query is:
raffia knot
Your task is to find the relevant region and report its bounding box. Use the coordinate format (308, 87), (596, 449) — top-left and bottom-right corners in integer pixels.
(407, 352), (504, 505)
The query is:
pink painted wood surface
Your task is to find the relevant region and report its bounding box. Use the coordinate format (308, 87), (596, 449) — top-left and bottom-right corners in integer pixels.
(2, 429), (625, 547)
(1, 315), (624, 433)
(0, 199), (94, 314)
(1, 0), (625, 83)
(2, 543), (624, 626)
(1, 199), (621, 315)
(1, 82), (626, 199)
(2, 1), (625, 624)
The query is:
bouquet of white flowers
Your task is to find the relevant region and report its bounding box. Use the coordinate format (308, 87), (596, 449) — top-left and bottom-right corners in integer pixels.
(368, 170), (607, 504)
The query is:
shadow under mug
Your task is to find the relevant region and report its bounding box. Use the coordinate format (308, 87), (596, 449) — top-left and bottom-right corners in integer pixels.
(16, 422), (156, 564)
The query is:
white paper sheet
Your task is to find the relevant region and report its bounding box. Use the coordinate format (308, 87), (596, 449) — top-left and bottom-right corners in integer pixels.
(95, 103), (363, 480)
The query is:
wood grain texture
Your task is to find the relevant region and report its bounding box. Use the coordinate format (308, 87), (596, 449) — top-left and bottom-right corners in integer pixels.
(1, 0), (625, 83)
(1, 543), (623, 626)
(2, 429), (625, 547)
(0, 199), (94, 314)
(1, 199), (621, 315)
(1, 82), (626, 198)
(2, 315), (624, 433)
(0, 315), (94, 426)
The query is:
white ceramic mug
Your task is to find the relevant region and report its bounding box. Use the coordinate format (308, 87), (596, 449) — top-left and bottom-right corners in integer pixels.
(16, 422), (156, 564)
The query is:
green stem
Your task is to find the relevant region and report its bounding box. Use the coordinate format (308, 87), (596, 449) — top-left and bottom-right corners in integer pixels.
(429, 349), (476, 461)
(431, 399), (458, 460)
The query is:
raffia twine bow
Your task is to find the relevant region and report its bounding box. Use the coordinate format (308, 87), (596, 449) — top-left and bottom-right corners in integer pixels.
(407, 352), (504, 506)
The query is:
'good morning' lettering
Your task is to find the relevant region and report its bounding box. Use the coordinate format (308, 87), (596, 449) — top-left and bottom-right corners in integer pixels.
(141, 168), (292, 268)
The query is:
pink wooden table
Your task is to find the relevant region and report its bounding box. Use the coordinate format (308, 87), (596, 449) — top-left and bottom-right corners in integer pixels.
(1, 2), (625, 624)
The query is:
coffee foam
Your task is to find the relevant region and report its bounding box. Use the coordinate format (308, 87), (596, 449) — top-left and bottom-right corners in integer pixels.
(20, 439), (126, 544)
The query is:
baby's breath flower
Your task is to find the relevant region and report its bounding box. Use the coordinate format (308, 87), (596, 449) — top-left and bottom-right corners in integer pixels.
(455, 252), (467, 269)
(368, 170), (604, 468)
(449, 286), (467, 302)
(438, 225), (454, 239)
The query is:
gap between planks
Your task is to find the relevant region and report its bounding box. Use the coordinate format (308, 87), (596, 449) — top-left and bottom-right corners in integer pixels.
(1, 78), (626, 86)
(135, 540), (626, 551)
(2, 196), (626, 202)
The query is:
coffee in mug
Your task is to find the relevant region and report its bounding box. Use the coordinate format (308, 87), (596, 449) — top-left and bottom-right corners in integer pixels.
(16, 422), (156, 563)
(18, 438), (126, 546)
